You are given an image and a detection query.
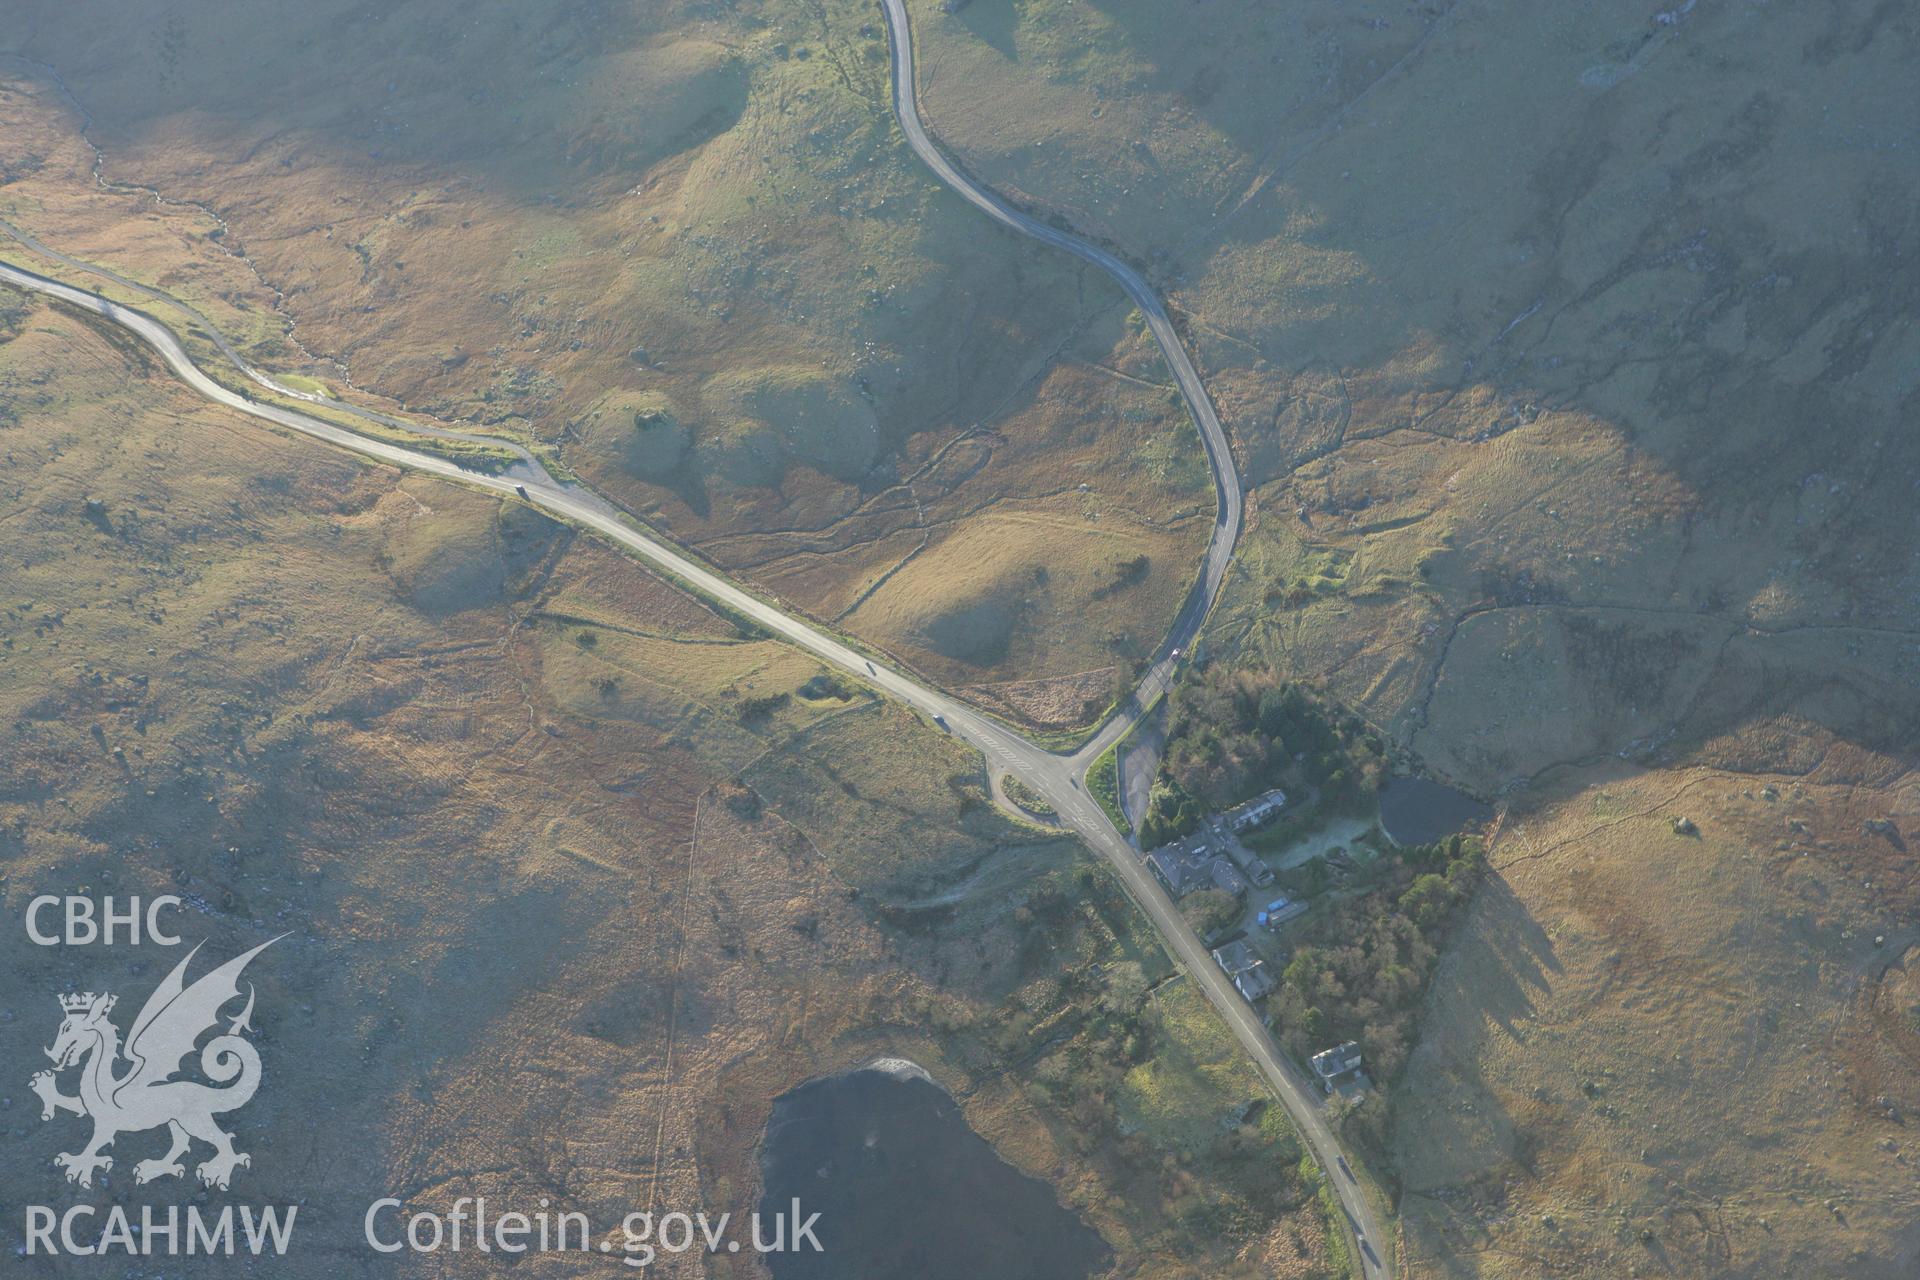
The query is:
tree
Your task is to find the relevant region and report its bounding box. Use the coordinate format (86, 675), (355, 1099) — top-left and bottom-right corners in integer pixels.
(1284, 947), (1328, 999)
(1257, 687), (1290, 740)
(1181, 888), (1242, 939)
(1139, 774), (1203, 846)
(1398, 873), (1456, 930)
(1445, 840), (1488, 891)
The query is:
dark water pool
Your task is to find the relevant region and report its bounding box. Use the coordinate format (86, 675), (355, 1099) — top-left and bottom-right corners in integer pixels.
(1378, 775), (1492, 846)
(758, 1060), (1112, 1280)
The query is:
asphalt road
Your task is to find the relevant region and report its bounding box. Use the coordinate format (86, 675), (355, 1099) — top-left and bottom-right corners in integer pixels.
(877, 0), (1242, 780)
(878, 2), (1388, 1271)
(0, 217), (549, 476)
(0, 12), (1389, 1264)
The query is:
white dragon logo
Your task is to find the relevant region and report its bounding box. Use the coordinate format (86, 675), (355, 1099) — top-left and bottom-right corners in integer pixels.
(29, 937), (280, 1191)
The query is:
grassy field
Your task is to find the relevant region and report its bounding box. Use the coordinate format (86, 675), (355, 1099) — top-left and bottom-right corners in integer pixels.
(0, 290), (1315, 1276)
(0, 0), (1212, 704)
(9, 0), (1919, 1272)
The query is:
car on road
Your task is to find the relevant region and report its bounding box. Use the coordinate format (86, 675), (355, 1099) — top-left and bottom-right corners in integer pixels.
(513, 484), (529, 499)
(931, 713), (949, 732)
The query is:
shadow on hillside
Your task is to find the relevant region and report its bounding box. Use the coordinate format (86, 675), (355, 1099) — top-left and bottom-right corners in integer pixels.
(6, 2), (748, 204)
(1436, 876), (1560, 1038)
(953, 0), (1020, 59)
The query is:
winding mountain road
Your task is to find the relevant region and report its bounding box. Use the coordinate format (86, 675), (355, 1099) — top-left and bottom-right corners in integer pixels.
(881, 3), (1385, 1268)
(0, 4), (1389, 1269)
(878, 0), (1240, 777)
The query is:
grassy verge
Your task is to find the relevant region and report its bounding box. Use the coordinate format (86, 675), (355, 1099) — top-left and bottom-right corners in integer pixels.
(10, 248), (527, 474)
(270, 371), (332, 396)
(1018, 719), (1111, 753)
(1002, 772), (1056, 818)
(1308, 1157), (1356, 1280)
(165, 325), (525, 473)
(1088, 737), (1128, 833)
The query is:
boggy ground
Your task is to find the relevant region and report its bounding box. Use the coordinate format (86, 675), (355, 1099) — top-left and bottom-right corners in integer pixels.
(0, 0), (1213, 706)
(0, 291), (1319, 1276)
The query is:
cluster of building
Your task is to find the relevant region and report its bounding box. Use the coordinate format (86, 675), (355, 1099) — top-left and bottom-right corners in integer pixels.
(1140, 790), (1305, 1005)
(1144, 806), (1284, 901)
(1145, 838), (1252, 898)
(1138, 787), (1375, 1097)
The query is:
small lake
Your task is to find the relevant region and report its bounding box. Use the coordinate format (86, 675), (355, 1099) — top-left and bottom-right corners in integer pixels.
(1378, 775), (1492, 846)
(758, 1059), (1112, 1280)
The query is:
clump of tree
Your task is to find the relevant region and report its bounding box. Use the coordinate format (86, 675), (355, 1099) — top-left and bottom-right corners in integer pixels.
(1266, 834), (1487, 1083)
(1007, 903), (1308, 1221)
(797, 672), (857, 701)
(1141, 664), (1384, 843)
(1137, 773), (1203, 848)
(868, 862), (1313, 1246)
(1179, 887), (1242, 940)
